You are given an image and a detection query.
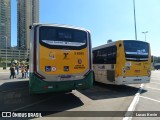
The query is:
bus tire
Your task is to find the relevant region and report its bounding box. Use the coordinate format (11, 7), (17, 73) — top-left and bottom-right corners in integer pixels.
(93, 72), (96, 83)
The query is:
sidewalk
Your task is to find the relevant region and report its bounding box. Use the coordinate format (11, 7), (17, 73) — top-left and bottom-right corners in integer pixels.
(0, 67), (10, 73)
(0, 73), (29, 85)
(0, 67), (10, 70)
(0, 67), (29, 80)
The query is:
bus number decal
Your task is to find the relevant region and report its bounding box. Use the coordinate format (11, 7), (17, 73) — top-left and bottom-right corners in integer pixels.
(75, 52), (84, 55)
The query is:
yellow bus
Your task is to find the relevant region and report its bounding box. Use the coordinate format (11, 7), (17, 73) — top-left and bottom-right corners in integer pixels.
(93, 40), (151, 85)
(29, 24), (93, 94)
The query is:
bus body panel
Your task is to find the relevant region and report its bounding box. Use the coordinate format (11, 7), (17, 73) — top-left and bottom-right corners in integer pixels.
(38, 46), (89, 75)
(37, 46), (89, 82)
(115, 76), (150, 84)
(93, 64), (115, 84)
(29, 24), (93, 94)
(116, 41), (151, 78)
(29, 71), (93, 94)
(29, 25), (35, 74)
(93, 40), (151, 85)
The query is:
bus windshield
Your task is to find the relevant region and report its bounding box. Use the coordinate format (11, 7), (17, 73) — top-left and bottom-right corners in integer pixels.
(39, 26), (87, 49)
(123, 40), (149, 61)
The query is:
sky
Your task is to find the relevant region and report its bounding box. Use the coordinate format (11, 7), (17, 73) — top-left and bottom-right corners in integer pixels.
(11, 0), (160, 56)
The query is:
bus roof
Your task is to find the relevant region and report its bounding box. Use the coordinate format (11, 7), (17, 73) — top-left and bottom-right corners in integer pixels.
(30, 23), (91, 33)
(92, 40), (149, 51)
(92, 41), (116, 51)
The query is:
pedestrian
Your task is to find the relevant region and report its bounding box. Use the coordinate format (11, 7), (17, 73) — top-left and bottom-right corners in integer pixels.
(10, 64), (16, 79)
(14, 64), (16, 78)
(24, 64), (29, 78)
(21, 64), (25, 78)
(16, 62), (19, 75)
(27, 64), (29, 77)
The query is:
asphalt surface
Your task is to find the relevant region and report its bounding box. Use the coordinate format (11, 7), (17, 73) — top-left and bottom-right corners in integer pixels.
(132, 70), (160, 120)
(0, 70), (159, 120)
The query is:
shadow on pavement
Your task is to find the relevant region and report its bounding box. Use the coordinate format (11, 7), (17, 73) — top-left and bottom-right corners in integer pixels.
(0, 80), (84, 117)
(78, 82), (147, 100)
(0, 80), (29, 92)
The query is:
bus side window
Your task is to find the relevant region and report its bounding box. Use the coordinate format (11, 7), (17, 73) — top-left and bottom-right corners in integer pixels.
(112, 46), (117, 64)
(93, 46), (117, 64)
(106, 46), (117, 64)
(103, 48), (108, 64)
(93, 51), (97, 64)
(93, 50), (101, 64)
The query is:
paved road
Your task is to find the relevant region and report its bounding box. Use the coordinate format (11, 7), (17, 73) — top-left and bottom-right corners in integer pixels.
(0, 71), (159, 120)
(132, 70), (160, 120)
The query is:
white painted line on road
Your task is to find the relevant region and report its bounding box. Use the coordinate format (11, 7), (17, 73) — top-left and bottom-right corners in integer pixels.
(123, 84), (144, 120)
(140, 96), (160, 103)
(72, 90), (92, 102)
(150, 82), (160, 85)
(151, 77), (159, 81)
(146, 86), (160, 91)
(12, 97), (53, 111)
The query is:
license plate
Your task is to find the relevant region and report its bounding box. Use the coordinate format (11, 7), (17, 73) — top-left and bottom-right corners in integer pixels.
(60, 75), (71, 78)
(133, 79), (142, 81)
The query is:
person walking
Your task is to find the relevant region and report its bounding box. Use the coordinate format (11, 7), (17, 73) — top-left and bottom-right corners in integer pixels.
(10, 65), (16, 79)
(21, 64), (25, 78)
(24, 64), (29, 78)
(27, 64), (29, 77)
(14, 64), (16, 78)
(16, 62), (19, 75)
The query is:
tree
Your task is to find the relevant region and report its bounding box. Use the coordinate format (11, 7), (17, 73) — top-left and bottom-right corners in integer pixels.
(0, 57), (2, 63)
(153, 56), (160, 63)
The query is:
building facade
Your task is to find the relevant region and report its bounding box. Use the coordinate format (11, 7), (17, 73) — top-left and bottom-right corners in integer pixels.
(0, 48), (29, 61)
(17, 0), (39, 49)
(0, 0), (11, 49)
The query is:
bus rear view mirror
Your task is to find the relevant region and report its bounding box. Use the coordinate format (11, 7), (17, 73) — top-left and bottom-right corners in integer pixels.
(29, 25), (32, 29)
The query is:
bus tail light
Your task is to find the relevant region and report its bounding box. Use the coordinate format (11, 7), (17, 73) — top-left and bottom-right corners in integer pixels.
(44, 86), (48, 89)
(44, 86), (53, 89)
(35, 72), (46, 79)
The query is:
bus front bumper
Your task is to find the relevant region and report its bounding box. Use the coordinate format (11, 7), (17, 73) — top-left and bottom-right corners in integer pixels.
(115, 76), (150, 85)
(29, 71), (93, 94)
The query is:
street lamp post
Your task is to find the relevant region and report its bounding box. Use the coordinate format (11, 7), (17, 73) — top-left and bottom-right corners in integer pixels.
(142, 31), (148, 42)
(133, 0), (137, 40)
(5, 36), (8, 69)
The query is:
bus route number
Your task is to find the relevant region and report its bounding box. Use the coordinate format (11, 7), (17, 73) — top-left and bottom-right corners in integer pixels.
(75, 52), (84, 55)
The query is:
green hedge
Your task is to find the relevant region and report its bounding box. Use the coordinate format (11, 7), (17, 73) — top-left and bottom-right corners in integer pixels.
(0, 63), (11, 67)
